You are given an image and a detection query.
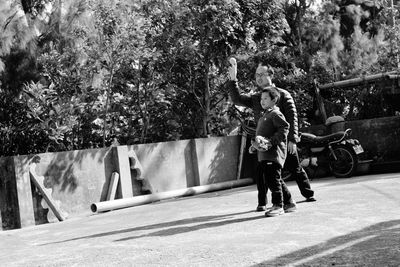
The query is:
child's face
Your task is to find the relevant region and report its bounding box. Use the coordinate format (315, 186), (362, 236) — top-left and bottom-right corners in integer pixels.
(260, 92), (276, 110)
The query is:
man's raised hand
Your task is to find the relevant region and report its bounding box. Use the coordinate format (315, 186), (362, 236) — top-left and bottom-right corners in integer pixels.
(228, 57), (237, 81)
(288, 141), (297, 154)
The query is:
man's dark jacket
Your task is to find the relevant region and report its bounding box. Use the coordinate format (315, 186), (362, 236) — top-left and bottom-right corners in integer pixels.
(226, 80), (299, 143)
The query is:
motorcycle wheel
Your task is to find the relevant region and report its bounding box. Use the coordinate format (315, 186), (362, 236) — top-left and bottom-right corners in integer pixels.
(329, 145), (358, 178)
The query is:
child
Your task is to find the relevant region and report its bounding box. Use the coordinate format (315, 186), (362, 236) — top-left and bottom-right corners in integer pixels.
(249, 87), (297, 217)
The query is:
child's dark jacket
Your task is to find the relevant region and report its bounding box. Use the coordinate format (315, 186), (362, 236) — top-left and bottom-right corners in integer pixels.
(226, 80), (299, 143)
(256, 106), (289, 168)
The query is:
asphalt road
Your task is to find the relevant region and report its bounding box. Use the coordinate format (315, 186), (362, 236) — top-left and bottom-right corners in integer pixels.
(1, 173), (400, 267)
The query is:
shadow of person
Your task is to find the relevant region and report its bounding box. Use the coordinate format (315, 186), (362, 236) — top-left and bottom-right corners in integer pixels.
(41, 210), (255, 245)
(114, 213), (265, 242)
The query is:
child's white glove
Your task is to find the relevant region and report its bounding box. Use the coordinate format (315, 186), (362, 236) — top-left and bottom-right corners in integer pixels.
(249, 137), (270, 153)
(255, 136), (272, 151)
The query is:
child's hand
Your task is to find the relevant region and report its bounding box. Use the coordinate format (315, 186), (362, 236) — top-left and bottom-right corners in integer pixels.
(248, 145), (257, 154)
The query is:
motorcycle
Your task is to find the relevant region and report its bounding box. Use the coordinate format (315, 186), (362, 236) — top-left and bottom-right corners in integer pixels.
(296, 128), (364, 178)
(236, 117), (364, 179)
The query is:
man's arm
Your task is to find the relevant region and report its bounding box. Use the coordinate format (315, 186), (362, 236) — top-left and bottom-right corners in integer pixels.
(226, 80), (253, 108)
(227, 58), (254, 109)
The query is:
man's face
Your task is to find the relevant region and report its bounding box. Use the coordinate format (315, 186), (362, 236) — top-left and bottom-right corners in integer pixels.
(255, 66), (272, 88)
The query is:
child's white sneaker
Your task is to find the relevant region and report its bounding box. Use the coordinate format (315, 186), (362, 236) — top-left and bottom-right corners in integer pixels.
(265, 205), (284, 217)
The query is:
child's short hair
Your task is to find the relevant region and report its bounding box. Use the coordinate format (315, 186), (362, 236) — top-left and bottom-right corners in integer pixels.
(262, 87), (280, 103)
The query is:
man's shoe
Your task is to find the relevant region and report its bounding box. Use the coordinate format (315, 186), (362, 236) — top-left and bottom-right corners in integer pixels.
(284, 202), (297, 213)
(306, 197), (316, 202)
(256, 205), (266, 212)
(265, 205), (284, 217)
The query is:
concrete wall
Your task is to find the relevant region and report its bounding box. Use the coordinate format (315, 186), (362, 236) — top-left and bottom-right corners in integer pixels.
(128, 137), (240, 193)
(346, 116), (400, 161)
(0, 157), (20, 229)
(0, 136), (241, 230)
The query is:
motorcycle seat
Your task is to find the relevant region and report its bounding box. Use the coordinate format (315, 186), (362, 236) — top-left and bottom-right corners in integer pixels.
(299, 131), (347, 146)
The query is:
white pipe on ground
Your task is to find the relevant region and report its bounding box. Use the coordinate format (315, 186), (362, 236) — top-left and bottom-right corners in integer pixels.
(91, 178), (254, 213)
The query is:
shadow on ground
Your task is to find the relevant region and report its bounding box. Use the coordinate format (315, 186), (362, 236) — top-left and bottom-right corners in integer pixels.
(254, 219), (400, 266)
(113, 212), (265, 242)
(41, 210), (258, 245)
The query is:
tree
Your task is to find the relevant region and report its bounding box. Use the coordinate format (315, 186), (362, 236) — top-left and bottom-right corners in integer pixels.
(305, 1), (399, 121)
(3, 0), (400, 157)
(147, 0), (246, 136)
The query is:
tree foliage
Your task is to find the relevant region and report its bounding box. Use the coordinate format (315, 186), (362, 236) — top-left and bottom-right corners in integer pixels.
(1, 0), (400, 156)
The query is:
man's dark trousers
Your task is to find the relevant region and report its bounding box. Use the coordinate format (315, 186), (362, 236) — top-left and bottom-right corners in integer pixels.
(284, 150), (314, 199)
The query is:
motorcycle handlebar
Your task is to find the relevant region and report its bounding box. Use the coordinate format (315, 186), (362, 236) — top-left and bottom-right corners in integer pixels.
(344, 128), (352, 137)
(331, 128), (352, 145)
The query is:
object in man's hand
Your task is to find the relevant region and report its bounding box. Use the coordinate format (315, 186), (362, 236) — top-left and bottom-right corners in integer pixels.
(255, 136), (272, 150)
(229, 57), (236, 66)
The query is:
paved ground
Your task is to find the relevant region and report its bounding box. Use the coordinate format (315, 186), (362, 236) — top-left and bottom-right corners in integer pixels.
(1, 173), (400, 267)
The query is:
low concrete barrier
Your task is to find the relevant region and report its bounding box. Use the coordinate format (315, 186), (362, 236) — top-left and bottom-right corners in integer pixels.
(0, 136), (243, 230)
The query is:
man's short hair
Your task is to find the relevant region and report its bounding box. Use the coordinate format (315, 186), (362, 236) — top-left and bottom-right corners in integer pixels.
(257, 63), (274, 76)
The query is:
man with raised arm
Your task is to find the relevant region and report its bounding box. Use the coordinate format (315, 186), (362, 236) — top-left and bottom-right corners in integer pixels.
(227, 58), (316, 211)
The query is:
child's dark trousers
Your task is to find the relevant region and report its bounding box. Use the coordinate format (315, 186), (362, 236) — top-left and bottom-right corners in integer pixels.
(257, 160), (292, 207)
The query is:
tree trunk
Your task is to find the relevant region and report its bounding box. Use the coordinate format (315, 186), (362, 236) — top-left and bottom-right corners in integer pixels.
(296, 0), (305, 56)
(203, 61), (211, 137)
(390, 0), (395, 26)
(140, 84), (149, 144)
(135, 60), (149, 144)
(102, 67), (114, 147)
